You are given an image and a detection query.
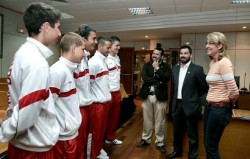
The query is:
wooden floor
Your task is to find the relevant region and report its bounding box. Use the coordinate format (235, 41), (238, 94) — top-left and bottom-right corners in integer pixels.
(104, 106), (206, 159)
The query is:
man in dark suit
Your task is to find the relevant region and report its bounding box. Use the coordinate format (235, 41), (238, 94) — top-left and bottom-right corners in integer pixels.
(167, 45), (208, 159)
(136, 43), (171, 154)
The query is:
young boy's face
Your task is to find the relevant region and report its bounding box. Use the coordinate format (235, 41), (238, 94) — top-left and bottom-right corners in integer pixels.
(46, 21), (61, 46)
(73, 43), (85, 64)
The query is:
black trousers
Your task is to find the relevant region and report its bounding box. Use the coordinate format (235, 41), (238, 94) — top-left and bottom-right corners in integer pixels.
(172, 99), (199, 158)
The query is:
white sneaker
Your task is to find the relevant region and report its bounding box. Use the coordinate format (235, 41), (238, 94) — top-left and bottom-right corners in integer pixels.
(105, 139), (123, 145)
(100, 148), (108, 156)
(96, 153), (109, 159)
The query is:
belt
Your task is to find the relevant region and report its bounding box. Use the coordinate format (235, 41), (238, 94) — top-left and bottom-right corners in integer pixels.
(209, 102), (229, 107)
(148, 92), (155, 95)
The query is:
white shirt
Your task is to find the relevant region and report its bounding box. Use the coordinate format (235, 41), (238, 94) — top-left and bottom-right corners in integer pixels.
(177, 61), (191, 99)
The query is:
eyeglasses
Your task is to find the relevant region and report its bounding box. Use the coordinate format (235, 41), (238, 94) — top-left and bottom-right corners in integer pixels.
(206, 41), (215, 45)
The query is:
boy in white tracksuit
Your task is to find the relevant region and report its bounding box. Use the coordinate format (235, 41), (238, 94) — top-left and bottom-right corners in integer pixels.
(104, 36), (123, 145)
(88, 36), (112, 159)
(75, 25), (97, 159)
(0, 3), (61, 159)
(49, 32), (84, 159)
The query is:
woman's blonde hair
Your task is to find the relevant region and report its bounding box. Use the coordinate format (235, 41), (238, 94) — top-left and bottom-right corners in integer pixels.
(207, 32), (229, 60)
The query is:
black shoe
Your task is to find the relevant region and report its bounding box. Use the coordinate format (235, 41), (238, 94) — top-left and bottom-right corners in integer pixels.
(136, 139), (150, 147)
(167, 151), (182, 158)
(156, 145), (166, 153)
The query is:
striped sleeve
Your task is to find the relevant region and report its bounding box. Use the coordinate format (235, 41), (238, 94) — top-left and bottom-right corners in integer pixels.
(220, 59), (239, 99)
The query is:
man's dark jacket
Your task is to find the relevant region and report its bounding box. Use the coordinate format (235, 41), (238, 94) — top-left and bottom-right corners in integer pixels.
(171, 63), (208, 117)
(139, 61), (171, 101)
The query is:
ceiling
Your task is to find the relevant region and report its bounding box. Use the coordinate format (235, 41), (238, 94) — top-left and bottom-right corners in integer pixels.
(0, 0), (250, 41)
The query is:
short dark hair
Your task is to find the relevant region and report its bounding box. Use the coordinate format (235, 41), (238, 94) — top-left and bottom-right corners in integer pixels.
(97, 36), (112, 45)
(110, 36), (120, 44)
(155, 43), (164, 56)
(180, 45), (192, 54)
(23, 2), (61, 36)
(77, 24), (96, 39)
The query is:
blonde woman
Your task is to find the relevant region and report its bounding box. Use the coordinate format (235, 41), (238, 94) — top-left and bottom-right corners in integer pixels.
(204, 32), (239, 159)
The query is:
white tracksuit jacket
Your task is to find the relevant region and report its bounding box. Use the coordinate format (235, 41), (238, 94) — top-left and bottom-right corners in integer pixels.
(0, 37), (59, 152)
(88, 51), (111, 103)
(49, 57), (81, 141)
(74, 51), (93, 106)
(105, 54), (121, 92)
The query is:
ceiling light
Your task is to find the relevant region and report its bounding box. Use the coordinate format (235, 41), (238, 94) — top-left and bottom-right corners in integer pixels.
(184, 41), (193, 45)
(231, 0), (250, 4)
(242, 26), (247, 29)
(16, 27), (25, 34)
(145, 35), (149, 38)
(61, 12), (75, 19)
(128, 7), (153, 15)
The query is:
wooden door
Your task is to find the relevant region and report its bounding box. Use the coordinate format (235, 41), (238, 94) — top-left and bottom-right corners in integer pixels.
(119, 47), (134, 95)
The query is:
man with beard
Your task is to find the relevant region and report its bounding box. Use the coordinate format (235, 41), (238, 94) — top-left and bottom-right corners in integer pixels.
(137, 43), (171, 154)
(167, 45), (208, 159)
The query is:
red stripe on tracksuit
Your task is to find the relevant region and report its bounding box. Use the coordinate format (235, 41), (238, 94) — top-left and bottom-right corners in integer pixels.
(89, 71), (108, 80)
(50, 87), (77, 97)
(108, 66), (117, 71)
(49, 87), (60, 95)
(59, 89), (77, 97)
(96, 71), (108, 78)
(73, 69), (89, 79)
(89, 75), (95, 80)
(19, 89), (49, 110)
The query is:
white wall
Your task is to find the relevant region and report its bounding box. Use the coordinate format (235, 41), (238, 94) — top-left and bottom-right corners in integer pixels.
(121, 39), (180, 51)
(121, 41), (150, 50)
(150, 39), (180, 50)
(182, 32), (250, 90)
(0, 7), (60, 77)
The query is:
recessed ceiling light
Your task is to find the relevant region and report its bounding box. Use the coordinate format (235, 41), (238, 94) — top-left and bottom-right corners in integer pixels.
(61, 12), (75, 19)
(231, 0), (250, 4)
(16, 27), (25, 34)
(128, 7), (153, 15)
(184, 41), (193, 45)
(242, 26), (247, 29)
